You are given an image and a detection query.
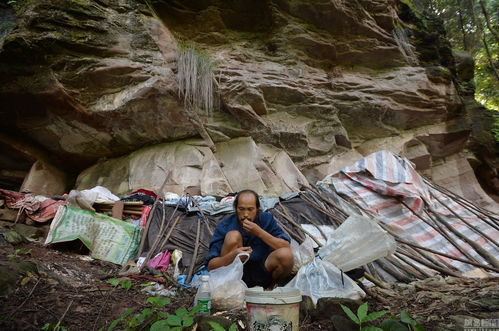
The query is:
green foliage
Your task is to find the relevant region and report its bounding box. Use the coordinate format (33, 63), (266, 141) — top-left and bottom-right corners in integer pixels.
(104, 296), (203, 331)
(493, 114), (499, 142)
(8, 248), (31, 260)
(0, 0), (17, 5)
(139, 281), (156, 287)
(208, 321), (238, 331)
(341, 303), (388, 330)
(107, 278), (133, 290)
(341, 304), (424, 331)
(147, 296), (171, 307)
(380, 311), (425, 331)
(421, 0), (499, 113)
(41, 323), (68, 331)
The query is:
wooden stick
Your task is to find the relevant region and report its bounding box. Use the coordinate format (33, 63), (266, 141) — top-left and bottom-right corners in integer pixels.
(275, 218), (303, 243)
(397, 248), (461, 277)
(158, 215), (182, 253)
(375, 259), (412, 283)
(191, 197), (213, 237)
(423, 178), (499, 223)
(54, 300), (74, 331)
(95, 201), (144, 206)
(393, 252), (432, 279)
(300, 194), (343, 226)
(364, 272), (389, 289)
(398, 198), (478, 263)
(395, 237), (499, 273)
(385, 255), (422, 280)
(137, 170), (171, 257)
(403, 243), (458, 272)
(275, 209), (316, 247)
(430, 191), (499, 248)
(10, 277), (41, 318)
(274, 205), (305, 237)
(186, 218), (201, 284)
(309, 186), (350, 219)
(140, 204), (168, 271)
(98, 210), (142, 216)
(137, 197), (166, 257)
(425, 202), (499, 268)
(300, 213), (328, 242)
(364, 263), (383, 282)
(97, 205), (144, 211)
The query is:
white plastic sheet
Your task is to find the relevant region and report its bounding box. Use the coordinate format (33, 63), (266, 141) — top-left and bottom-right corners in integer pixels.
(209, 253), (249, 310)
(318, 215), (396, 272)
(290, 237), (315, 274)
(286, 258), (365, 304)
(82, 186), (120, 203)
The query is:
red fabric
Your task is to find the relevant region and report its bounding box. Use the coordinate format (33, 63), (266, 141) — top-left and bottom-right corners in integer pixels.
(0, 189), (25, 208)
(0, 188), (66, 223)
(140, 206), (151, 228)
(27, 199), (66, 223)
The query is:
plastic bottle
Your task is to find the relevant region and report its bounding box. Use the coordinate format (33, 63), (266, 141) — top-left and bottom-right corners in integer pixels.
(194, 275), (211, 314)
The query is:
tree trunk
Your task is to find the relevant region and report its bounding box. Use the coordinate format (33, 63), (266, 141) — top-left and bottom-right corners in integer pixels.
(479, 0), (499, 44)
(470, 0), (499, 83)
(456, 0), (469, 50)
(482, 36), (499, 82)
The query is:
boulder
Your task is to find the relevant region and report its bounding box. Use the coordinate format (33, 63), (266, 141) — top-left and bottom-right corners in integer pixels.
(20, 161), (68, 196)
(76, 137), (309, 197)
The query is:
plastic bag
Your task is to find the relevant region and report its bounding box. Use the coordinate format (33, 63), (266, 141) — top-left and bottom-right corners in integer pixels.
(285, 258), (365, 304)
(67, 189), (98, 211)
(209, 253), (249, 310)
(290, 237), (315, 274)
(318, 215), (396, 272)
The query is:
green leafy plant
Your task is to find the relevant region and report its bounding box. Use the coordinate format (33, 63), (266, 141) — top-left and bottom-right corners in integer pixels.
(341, 302), (388, 331)
(8, 247), (31, 260)
(107, 277), (132, 290)
(104, 296), (202, 331)
(341, 303), (425, 331)
(208, 321), (238, 331)
(139, 281), (156, 287)
(380, 311), (424, 331)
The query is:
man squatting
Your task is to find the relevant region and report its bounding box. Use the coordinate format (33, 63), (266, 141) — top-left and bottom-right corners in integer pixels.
(206, 189), (294, 288)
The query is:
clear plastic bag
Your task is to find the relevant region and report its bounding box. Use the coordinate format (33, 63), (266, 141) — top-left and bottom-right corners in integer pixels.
(285, 258), (365, 304)
(209, 253), (249, 310)
(318, 215), (396, 272)
(290, 237), (315, 274)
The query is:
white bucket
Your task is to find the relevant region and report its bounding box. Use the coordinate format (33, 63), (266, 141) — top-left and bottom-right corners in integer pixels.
(245, 287), (302, 331)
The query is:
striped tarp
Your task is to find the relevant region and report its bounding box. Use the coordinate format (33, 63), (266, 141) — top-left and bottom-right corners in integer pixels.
(319, 150), (499, 273)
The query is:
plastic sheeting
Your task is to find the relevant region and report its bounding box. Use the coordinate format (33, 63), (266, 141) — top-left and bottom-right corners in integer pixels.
(319, 150), (499, 272)
(318, 215), (396, 272)
(286, 259), (365, 304)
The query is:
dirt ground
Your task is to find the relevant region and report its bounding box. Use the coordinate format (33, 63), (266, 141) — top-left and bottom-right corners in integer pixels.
(1, 239), (498, 331)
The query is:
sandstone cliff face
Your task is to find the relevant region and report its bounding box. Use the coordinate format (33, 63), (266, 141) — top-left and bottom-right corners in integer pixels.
(0, 0), (495, 209)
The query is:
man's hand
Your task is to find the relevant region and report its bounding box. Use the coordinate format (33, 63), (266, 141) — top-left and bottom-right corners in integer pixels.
(242, 219), (262, 236)
(233, 246), (252, 262)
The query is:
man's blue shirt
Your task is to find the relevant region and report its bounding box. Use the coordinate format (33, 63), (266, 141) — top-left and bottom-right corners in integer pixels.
(206, 212), (290, 264)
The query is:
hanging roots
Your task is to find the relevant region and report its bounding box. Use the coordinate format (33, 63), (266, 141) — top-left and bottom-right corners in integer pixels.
(392, 27), (418, 66)
(176, 45), (216, 116)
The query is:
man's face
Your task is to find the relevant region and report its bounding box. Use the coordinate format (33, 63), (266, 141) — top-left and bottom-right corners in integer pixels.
(236, 192), (258, 224)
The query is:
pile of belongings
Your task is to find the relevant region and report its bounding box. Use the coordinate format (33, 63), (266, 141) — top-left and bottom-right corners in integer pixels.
(1, 150), (497, 305)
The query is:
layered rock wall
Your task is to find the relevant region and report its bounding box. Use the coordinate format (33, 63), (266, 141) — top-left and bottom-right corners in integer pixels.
(0, 0), (496, 209)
